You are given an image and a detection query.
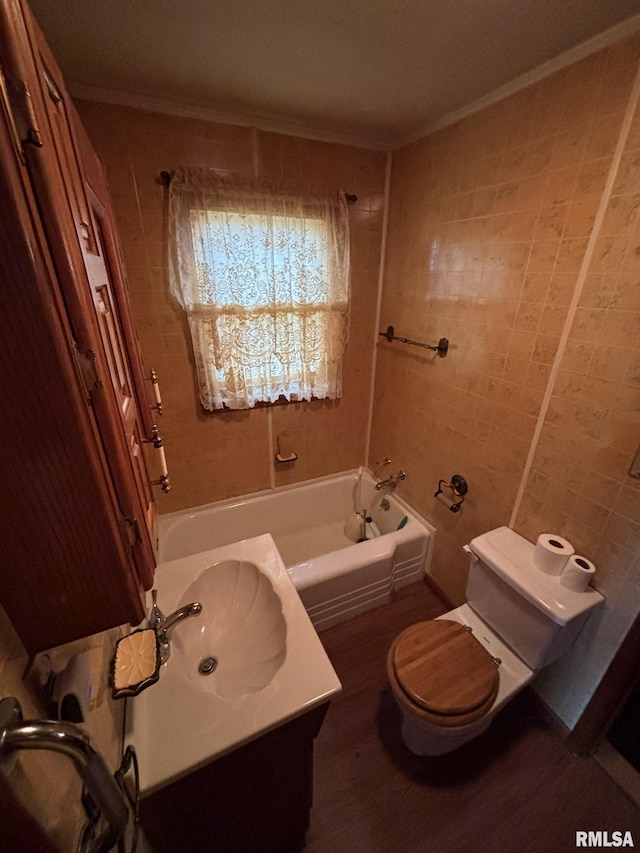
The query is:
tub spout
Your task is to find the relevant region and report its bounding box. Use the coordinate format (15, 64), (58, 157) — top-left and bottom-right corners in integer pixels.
(375, 470), (406, 491)
(154, 598), (203, 663)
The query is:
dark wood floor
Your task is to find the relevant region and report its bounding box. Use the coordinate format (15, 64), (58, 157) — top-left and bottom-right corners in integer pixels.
(304, 580), (640, 853)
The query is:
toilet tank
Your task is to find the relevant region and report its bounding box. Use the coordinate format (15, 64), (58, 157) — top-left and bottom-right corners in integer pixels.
(465, 527), (604, 670)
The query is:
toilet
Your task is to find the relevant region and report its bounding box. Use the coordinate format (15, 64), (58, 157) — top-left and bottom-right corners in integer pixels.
(387, 526), (604, 756)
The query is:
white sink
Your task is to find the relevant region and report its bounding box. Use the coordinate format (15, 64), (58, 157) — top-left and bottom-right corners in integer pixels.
(172, 559), (287, 698)
(124, 534), (341, 796)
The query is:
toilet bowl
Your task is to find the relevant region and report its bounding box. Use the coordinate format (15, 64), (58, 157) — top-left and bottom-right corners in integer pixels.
(387, 604), (534, 755)
(386, 527), (604, 756)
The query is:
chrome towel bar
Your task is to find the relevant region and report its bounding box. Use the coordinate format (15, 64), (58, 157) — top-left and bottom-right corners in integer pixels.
(379, 325), (448, 357)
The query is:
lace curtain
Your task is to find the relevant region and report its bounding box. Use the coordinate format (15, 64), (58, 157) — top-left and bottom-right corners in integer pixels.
(168, 168), (351, 410)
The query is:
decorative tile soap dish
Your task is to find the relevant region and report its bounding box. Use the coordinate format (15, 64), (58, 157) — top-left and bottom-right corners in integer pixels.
(111, 628), (160, 699)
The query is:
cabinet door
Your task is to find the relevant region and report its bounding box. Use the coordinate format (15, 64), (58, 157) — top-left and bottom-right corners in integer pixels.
(0, 0), (154, 651)
(75, 126), (157, 585)
(22, 10), (156, 590)
(82, 190), (157, 581)
(0, 38), (146, 650)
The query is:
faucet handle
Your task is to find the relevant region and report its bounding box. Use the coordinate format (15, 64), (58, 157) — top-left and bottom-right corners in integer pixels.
(148, 589), (164, 630)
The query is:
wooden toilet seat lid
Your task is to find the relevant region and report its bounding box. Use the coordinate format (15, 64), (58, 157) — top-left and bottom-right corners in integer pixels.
(391, 620), (499, 716)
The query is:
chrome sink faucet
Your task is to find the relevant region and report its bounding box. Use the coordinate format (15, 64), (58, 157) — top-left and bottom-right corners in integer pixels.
(149, 589), (203, 663)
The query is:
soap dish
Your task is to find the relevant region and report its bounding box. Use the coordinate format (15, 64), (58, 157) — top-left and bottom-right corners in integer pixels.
(111, 628), (160, 700)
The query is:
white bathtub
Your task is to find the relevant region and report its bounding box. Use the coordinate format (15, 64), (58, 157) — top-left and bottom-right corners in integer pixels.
(158, 469), (435, 631)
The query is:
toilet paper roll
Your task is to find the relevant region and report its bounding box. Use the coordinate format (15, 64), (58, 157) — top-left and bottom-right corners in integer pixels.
(532, 534), (575, 575)
(560, 555), (596, 592)
(435, 491), (463, 512)
(436, 491), (454, 509)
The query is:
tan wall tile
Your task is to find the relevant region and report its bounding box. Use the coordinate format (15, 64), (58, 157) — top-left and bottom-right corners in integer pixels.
(372, 34), (640, 729)
(77, 101), (387, 512)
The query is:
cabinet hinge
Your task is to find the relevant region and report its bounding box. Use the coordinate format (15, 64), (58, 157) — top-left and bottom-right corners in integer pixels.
(121, 516), (142, 550)
(16, 79), (42, 147)
(0, 66), (25, 164)
(1, 70), (43, 151)
(71, 343), (102, 402)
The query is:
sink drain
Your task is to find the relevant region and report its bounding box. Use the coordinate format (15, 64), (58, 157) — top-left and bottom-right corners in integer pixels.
(198, 656), (218, 675)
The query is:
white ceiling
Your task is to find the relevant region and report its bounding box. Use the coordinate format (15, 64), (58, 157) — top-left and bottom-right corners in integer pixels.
(29, 0), (640, 149)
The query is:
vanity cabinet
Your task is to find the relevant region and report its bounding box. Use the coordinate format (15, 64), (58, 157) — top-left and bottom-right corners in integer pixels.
(139, 703), (329, 853)
(0, 0), (156, 652)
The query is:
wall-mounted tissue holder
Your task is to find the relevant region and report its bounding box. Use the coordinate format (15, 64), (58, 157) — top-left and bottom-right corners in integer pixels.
(434, 474), (468, 513)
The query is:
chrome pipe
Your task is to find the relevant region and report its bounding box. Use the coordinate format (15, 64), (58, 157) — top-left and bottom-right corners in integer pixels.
(0, 717), (128, 853)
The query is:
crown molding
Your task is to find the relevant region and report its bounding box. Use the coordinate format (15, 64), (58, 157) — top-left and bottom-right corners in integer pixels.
(392, 11), (640, 150)
(67, 82), (391, 152)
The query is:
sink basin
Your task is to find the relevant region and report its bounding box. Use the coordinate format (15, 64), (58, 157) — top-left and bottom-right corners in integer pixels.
(125, 534), (341, 796)
(173, 559), (287, 698)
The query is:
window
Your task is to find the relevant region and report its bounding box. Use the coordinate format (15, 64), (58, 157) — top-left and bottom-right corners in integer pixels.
(168, 169), (350, 410)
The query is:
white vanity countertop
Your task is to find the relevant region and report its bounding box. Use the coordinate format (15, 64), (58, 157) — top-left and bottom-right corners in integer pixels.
(124, 534), (342, 796)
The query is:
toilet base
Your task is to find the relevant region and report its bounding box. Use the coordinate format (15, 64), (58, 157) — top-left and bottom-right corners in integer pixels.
(399, 710), (492, 756)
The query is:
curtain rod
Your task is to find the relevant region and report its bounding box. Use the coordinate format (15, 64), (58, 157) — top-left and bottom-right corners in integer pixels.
(158, 171), (357, 204)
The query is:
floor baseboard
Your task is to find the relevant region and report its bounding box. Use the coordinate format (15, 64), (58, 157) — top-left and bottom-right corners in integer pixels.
(594, 740), (640, 809)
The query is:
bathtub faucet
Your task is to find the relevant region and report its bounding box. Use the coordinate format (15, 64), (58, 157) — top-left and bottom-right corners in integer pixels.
(375, 470), (406, 491)
(149, 590), (203, 663)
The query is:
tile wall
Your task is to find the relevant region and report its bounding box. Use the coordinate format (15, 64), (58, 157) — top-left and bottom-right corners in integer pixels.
(371, 34), (640, 726)
(75, 102), (388, 513)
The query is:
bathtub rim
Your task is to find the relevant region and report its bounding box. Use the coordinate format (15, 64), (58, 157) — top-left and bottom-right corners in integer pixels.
(158, 467), (436, 556)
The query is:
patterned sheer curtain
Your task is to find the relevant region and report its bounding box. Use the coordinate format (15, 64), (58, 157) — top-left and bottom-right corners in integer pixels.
(168, 168), (351, 410)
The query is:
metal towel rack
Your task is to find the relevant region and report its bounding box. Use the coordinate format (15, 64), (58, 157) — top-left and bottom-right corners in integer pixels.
(379, 325), (449, 357)
(0, 697), (130, 853)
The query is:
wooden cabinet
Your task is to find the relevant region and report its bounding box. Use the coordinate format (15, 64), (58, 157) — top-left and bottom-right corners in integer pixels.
(0, 0), (156, 652)
(139, 703), (329, 853)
